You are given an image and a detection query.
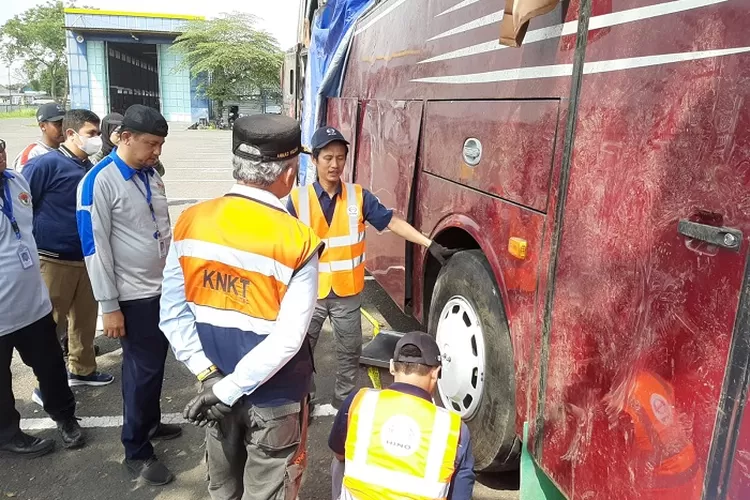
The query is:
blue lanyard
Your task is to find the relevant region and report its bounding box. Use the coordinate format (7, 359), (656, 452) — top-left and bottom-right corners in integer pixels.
(132, 170), (160, 240)
(0, 177), (21, 240)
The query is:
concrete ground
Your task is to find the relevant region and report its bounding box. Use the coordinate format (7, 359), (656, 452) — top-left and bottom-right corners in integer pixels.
(0, 118), (519, 499)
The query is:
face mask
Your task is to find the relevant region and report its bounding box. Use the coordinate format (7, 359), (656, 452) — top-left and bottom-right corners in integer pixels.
(76, 133), (103, 156)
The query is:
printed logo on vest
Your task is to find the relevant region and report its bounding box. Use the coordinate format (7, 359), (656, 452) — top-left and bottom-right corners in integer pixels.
(650, 393), (673, 426)
(347, 205), (359, 217)
(17, 192), (31, 207)
(380, 415), (421, 458)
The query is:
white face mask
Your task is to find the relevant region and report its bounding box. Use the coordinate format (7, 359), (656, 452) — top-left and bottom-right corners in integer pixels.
(76, 133), (103, 156)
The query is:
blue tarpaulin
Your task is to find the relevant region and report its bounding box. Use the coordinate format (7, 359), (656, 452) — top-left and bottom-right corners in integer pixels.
(299, 0), (374, 185)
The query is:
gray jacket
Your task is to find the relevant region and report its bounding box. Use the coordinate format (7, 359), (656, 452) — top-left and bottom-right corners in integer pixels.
(76, 151), (171, 313)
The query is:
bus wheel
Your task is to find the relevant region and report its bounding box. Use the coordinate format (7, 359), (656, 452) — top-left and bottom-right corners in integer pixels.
(428, 249), (520, 471)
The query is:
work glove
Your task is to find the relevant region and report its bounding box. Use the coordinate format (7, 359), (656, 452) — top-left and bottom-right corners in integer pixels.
(184, 372), (233, 428)
(428, 242), (459, 265)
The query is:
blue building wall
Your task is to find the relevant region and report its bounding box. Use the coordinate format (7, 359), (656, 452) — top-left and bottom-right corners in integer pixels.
(65, 9), (206, 122)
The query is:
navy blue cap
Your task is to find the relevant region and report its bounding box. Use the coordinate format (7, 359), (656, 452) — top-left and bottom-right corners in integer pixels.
(311, 126), (349, 151)
(122, 104), (168, 137)
(394, 331), (442, 367)
(37, 102), (65, 123)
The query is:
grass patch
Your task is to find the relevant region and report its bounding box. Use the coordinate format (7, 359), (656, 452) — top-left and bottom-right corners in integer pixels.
(0, 108), (37, 119)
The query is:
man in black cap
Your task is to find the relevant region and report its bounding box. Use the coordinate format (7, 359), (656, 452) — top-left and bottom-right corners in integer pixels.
(13, 102), (66, 172)
(328, 331), (475, 500)
(161, 114), (322, 499)
(288, 126), (457, 408)
(77, 104), (181, 486)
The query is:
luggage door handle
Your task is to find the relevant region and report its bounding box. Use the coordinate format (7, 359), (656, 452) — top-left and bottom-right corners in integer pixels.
(678, 220), (743, 252)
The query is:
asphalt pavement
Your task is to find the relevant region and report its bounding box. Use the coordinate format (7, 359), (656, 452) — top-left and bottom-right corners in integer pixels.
(0, 117), (519, 500)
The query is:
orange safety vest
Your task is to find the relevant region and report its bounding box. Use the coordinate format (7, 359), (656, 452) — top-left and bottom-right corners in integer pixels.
(172, 193), (322, 379)
(624, 370), (702, 497)
(342, 388), (462, 500)
(290, 183), (366, 299)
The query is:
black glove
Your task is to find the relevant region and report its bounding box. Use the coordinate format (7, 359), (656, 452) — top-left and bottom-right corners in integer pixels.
(428, 242), (459, 265)
(184, 373), (233, 427)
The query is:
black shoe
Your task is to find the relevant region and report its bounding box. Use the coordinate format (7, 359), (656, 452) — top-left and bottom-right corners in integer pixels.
(125, 456), (174, 486)
(0, 430), (55, 458)
(149, 423), (182, 441)
(57, 417), (85, 449)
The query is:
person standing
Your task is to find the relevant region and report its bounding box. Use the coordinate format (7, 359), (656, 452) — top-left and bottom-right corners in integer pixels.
(77, 104), (181, 485)
(328, 331), (475, 500)
(22, 109), (114, 389)
(288, 126), (456, 407)
(0, 137), (85, 457)
(13, 103), (66, 172)
(161, 115), (322, 499)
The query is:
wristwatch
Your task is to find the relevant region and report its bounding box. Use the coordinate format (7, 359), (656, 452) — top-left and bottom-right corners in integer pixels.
(197, 365), (219, 382)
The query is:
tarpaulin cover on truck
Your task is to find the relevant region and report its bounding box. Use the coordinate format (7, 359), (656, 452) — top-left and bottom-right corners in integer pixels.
(300, 0), (374, 185)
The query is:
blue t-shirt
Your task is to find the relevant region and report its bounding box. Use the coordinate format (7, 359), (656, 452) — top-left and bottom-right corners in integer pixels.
(328, 382), (476, 500)
(286, 182), (394, 231)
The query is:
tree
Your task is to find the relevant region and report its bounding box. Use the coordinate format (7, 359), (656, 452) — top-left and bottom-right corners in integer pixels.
(1, 1), (67, 100)
(172, 13), (284, 119)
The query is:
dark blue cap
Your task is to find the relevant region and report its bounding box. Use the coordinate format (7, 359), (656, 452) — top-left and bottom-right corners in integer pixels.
(311, 126), (349, 151)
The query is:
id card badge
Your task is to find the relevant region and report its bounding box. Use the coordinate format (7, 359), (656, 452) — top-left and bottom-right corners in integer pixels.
(18, 244), (33, 269)
(157, 234), (171, 259)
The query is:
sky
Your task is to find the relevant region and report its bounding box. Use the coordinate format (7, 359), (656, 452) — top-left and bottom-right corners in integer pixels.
(1, 0), (302, 86)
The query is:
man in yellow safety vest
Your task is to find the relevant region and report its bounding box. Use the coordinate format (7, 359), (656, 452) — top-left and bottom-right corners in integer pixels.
(288, 126), (456, 407)
(328, 331), (475, 499)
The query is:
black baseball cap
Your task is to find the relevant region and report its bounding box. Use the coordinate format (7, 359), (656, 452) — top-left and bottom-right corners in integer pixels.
(311, 126), (349, 151)
(37, 102), (65, 123)
(233, 114), (303, 162)
(122, 104), (168, 137)
(393, 331), (442, 367)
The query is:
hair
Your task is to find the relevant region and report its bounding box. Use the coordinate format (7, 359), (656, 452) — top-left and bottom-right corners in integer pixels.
(312, 142), (349, 160)
(119, 126), (142, 138)
(62, 109), (100, 133)
(232, 144), (296, 187)
(393, 344), (434, 376)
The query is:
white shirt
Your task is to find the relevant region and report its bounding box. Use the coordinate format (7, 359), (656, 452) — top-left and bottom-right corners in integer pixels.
(0, 171), (52, 336)
(13, 140), (55, 172)
(160, 184), (319, 406)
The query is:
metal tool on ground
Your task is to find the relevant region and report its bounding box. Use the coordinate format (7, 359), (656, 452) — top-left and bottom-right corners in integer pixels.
(359, 308), (403, 390)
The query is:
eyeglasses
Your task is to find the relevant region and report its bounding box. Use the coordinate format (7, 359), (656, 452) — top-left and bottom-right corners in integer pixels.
(0, 139), (5, 153)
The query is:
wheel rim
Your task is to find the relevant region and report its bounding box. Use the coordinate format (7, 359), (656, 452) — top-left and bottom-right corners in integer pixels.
(436, 295), (486, 419)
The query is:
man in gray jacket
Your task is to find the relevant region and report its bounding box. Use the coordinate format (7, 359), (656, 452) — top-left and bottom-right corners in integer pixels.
(76, 105), (180, 485)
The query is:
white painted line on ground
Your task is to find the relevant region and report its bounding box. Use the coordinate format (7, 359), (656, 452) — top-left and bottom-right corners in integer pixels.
(21, 405), (338, 430)
(365, 276), (376, 281)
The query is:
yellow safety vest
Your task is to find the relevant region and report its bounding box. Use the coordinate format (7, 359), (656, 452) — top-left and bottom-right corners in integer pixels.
(290, 183), (366, 299)
(342, 388), (462, 500)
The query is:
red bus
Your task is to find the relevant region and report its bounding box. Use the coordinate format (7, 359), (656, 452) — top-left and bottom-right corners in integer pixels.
(286, 0), (750, 497)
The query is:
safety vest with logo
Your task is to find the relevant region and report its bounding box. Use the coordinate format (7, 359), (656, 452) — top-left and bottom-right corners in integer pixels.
(342, 388), (462, 500)
(290, 183), (366, 299)
(173, 194), (322, 405)
(624, 370), (701, 496)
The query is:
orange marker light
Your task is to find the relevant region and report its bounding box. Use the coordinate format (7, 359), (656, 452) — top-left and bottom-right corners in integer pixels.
(508, 237), (528, 260)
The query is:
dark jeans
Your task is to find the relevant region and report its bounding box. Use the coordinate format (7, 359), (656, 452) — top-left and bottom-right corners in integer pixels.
(0, 313), (76, 444)
(120, 296), (169, 460)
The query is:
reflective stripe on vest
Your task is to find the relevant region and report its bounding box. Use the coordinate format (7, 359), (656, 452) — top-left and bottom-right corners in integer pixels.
(291, 183), (366, 298)
(342, 389), (462, 500)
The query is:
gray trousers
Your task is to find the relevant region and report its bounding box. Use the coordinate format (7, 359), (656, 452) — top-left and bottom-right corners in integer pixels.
(307, 294), (363, 402)
(205, 399), (308, 500)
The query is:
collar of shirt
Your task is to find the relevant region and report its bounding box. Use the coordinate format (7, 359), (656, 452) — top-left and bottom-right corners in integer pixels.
(387, 382), (433, 402)
(229, 184), (287, 212)
(59, 145), (93, 168)
(313, 181), (342, 200)
(112, 151), (153, 180)
(1, 170), (14, 180)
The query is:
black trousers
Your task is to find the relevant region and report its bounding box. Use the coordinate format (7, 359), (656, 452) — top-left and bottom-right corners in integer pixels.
(0, 313), (76, 444)
(119, 296), (169, 460)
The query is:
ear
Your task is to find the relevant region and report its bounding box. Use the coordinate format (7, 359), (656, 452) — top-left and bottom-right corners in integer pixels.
(389, 359), (396, 376)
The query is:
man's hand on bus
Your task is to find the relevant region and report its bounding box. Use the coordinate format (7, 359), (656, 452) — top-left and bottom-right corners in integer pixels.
(428, 241), (459, 265)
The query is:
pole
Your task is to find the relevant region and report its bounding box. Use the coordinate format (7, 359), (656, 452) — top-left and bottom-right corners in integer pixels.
(7, 66), (11, 112)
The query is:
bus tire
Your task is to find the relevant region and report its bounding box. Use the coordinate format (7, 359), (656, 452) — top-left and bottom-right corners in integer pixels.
(427, 249), (520, 471)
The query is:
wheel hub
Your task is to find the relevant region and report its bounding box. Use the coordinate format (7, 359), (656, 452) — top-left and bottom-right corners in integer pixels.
(436, 296), (486, 419)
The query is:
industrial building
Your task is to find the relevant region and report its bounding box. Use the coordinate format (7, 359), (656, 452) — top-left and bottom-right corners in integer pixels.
(63, 8), (209, 123)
